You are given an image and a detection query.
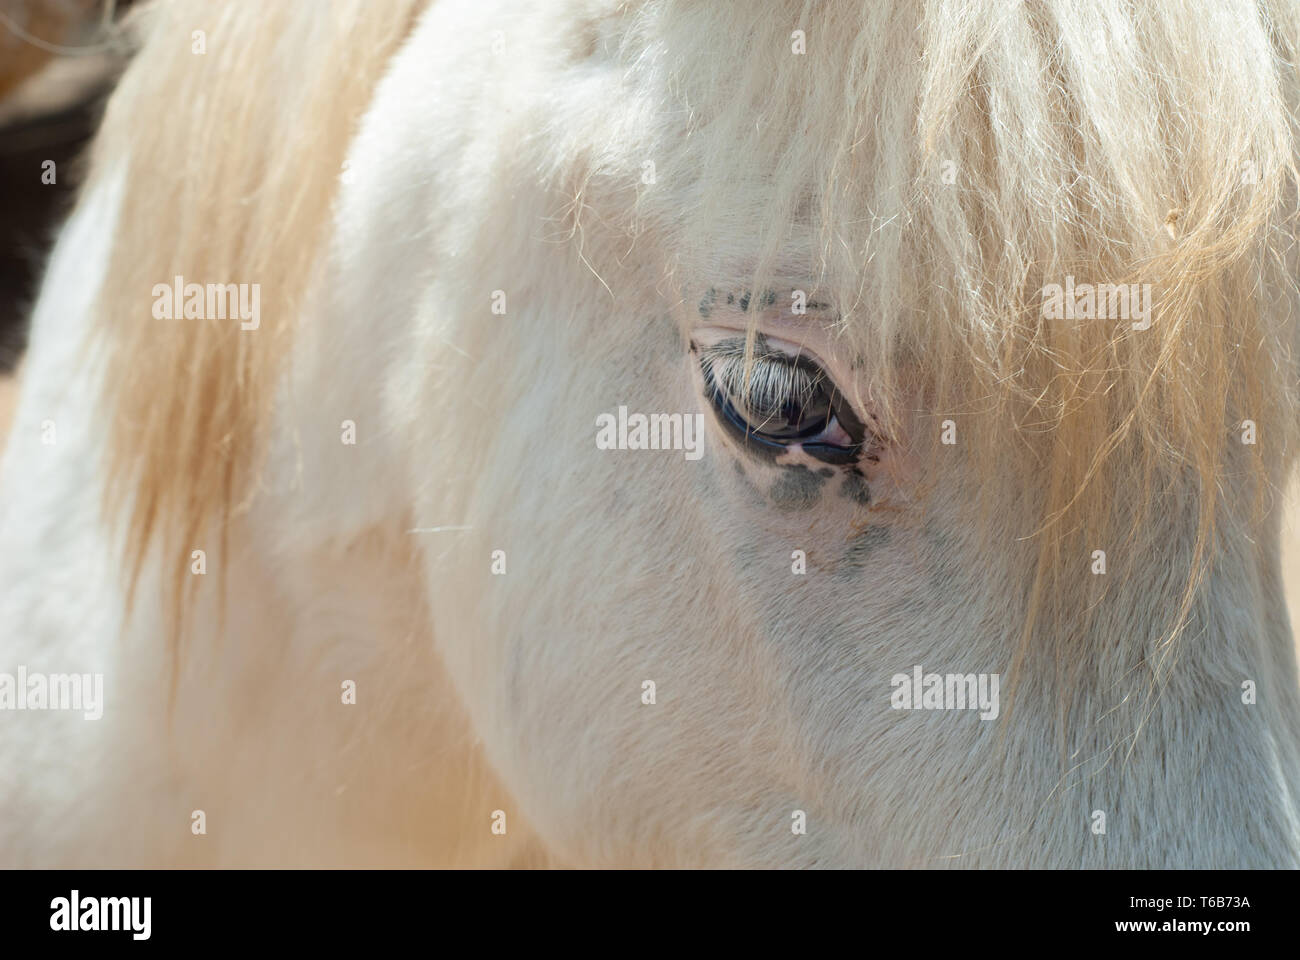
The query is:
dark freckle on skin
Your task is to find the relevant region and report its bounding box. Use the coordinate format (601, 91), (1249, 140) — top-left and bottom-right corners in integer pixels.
(841, 469), (871, 506)
(769, 464), (829, 511)
(699, 287), (716, 318)
(836, 524), (892, 576)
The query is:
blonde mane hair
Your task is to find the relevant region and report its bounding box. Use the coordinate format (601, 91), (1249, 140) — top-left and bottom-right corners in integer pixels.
(88, 0), (429, 649)
(89, 0), (1300, 695)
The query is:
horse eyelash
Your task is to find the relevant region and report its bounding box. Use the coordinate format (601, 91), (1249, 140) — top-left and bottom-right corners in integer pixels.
(697, 340), (830, 428)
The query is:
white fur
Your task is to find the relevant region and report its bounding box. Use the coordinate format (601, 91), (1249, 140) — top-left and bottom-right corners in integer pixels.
(1, 0), (1298, 867)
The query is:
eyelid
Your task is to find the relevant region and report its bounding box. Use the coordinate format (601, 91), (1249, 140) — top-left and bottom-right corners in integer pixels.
(691, 326), (826, 366)
(694, 328), (867, 427)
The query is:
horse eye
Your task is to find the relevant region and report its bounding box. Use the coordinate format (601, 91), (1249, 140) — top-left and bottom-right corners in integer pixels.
(698, 339), (865, 465)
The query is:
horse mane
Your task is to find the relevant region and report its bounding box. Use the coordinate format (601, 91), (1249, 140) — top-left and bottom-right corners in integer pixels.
(88, 0), (1300, 688)
(87, 0), (429, 645)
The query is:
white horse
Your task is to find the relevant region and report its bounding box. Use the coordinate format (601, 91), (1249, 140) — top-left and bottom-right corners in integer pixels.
(1, 0), (1299, 867)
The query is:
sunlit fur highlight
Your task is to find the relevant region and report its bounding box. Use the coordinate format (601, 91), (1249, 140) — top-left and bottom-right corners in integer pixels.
(88, 0), (430, 667)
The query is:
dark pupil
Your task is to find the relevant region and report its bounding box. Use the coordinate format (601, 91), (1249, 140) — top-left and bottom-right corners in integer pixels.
(754, 385), (834, 440)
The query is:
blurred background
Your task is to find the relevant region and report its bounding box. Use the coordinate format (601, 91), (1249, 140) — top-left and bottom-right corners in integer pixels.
(0, 0), (1298, 652)
(0, 0), (131, 426)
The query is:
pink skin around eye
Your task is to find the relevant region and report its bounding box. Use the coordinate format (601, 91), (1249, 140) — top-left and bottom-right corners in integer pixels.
(805, 419), (855, 449)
